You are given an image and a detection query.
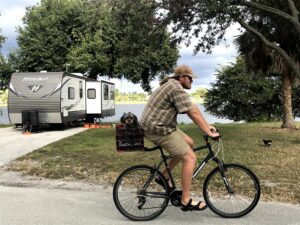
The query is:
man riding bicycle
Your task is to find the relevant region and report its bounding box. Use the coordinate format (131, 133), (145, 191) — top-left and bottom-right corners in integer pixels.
(140, 64), (220, 211)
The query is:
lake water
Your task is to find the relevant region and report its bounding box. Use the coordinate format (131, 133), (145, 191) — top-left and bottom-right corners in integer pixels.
(103, 104), (232, 124)
(0, 106), (9, 124)
(0, 104), (232, 125)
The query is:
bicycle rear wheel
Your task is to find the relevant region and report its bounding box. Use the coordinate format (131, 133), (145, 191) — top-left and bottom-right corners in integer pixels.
(203, 163), (260, 218)
(113, 165), (169, 221)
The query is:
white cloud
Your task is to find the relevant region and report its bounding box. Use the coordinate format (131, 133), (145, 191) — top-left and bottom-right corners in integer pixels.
(178, 45), (238, 88)
(0, 7), (24, 30)
(175, 23), (241, 89)
(0, 0), (40, 55)
(0, 0), (38, 9)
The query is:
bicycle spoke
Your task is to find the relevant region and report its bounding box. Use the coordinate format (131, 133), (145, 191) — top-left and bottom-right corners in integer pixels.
(113, 165), (169, 221)
(203, 163), (260, 218)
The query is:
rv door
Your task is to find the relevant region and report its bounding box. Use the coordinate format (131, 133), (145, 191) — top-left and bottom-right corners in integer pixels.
(86, 82), (101, 114)
(102, 82), (115, 112)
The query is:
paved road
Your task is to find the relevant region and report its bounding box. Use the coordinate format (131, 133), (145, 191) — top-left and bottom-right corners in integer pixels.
(0, 178), (300, 225)
(0, 127), (299, 225)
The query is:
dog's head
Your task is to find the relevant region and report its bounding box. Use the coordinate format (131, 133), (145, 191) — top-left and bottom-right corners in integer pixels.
(120, 112), (138, 127)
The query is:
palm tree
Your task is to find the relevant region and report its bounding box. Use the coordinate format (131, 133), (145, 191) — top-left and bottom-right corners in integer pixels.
(234, 16), (299, 129)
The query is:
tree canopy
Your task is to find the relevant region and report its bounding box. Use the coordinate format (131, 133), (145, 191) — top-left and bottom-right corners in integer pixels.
(0, 55), (13, 90)
(15, 0), (87, 72)
(11, 0), (178, 91)
(204, 57), (300, 122)
(0, 33), (5, 49)
(0, 13), (5, 48)
(155, 0), (300, 80)
(0, 16), (14, 90)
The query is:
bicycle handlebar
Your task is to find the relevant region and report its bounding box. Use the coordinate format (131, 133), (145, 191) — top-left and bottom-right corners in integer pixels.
(203, 134), (221, 142)
(204, 128), (221, 141)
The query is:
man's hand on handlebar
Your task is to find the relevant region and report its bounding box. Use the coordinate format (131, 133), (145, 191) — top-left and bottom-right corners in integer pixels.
(208, 126), (220, 140)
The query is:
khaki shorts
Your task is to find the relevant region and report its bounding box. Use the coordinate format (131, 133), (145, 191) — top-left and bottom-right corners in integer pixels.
(144, 128), (190, 157)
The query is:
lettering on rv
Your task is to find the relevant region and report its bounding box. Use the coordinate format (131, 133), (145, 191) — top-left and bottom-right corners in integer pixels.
(22, 77), (48, 82)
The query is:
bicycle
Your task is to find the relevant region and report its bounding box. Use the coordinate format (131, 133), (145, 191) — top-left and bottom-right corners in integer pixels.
(113, 134), (261, 221)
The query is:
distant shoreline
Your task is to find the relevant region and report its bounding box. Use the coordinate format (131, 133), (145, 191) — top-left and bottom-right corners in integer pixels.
(115, 101), (147, 105)
(115, 99), (204, 105)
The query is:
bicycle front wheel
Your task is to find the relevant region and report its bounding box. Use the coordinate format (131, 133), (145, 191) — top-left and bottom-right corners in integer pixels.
(203, 163), (260, 218)
(113, 165), (169, 221)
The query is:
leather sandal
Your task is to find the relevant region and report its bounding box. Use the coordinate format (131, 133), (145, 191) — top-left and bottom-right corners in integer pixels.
(181, 199), (207, 211)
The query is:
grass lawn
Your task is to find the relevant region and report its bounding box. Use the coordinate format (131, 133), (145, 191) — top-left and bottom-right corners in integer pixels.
(6, 122), (300, 204)
(0, 124), (11, 128)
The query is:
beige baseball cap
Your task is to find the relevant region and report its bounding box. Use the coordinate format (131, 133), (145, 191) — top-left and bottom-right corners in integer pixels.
(173, 64), (197, 79)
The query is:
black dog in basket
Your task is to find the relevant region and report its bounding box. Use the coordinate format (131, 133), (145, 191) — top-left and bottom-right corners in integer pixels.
(117, 112), (143, 151)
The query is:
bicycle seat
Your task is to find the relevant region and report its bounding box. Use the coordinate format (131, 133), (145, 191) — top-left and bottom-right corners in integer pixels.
(144, 146), (161, 152)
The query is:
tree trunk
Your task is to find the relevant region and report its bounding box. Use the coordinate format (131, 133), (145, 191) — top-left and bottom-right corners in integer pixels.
(281, 73), (297, 129)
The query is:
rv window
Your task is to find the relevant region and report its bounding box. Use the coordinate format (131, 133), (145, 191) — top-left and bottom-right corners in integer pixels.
(68, 87), (75, 99)
(79, 81), (83, 98)
(110, 91), (114, 100)
(104, 84), (109, 100)
(87, 89), (96, 99)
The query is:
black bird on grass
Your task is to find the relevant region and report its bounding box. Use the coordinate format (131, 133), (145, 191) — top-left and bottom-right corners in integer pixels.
(263, 139), (272, 146)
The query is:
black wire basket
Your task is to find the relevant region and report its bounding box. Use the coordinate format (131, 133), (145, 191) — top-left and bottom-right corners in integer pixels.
(116, 124), (144, 151)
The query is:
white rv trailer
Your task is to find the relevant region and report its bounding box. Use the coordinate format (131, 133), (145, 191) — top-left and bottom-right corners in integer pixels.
(8, 72), (115, 128)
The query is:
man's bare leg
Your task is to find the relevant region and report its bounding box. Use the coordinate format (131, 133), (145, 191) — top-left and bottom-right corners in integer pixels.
(181, 148), (206, 209)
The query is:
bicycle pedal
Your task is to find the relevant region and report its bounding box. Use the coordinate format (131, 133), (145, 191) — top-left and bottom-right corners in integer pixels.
(170, 190), (182, 207)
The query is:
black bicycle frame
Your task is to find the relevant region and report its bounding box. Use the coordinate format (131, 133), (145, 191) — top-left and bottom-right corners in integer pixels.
(192, 139), (224, 179)
(142, 135), (235, 201)
(144, 136), (224, 190)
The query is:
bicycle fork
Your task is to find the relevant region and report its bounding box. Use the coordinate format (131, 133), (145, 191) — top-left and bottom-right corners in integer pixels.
(214, 158), (234, 194)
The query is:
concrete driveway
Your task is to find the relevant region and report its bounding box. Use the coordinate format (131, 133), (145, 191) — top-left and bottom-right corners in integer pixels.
(0, 126), (86, 166)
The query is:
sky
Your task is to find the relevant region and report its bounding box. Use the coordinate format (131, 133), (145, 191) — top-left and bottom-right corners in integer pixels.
(0, 0), (241, 93)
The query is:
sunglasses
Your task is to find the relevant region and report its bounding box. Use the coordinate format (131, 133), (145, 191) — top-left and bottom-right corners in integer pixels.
(183, 75), (193, 82)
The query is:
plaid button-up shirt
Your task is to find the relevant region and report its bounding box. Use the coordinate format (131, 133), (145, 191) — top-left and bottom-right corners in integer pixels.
(140, 79), (193, 135)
